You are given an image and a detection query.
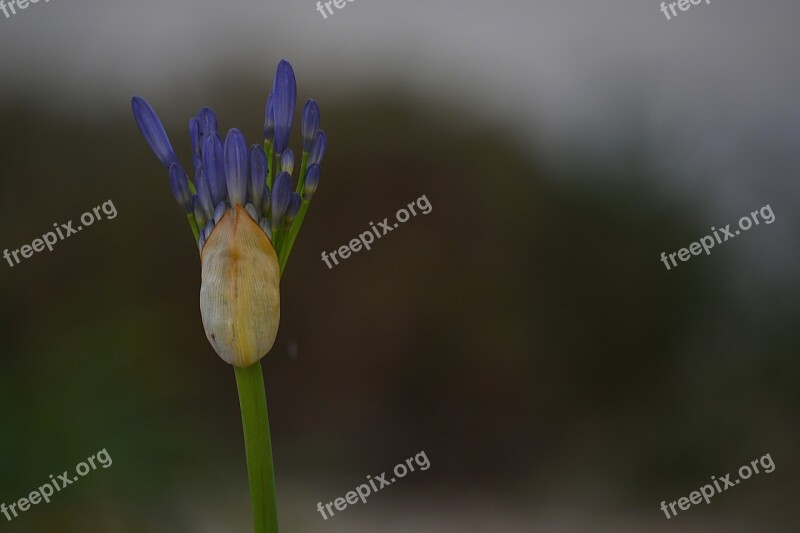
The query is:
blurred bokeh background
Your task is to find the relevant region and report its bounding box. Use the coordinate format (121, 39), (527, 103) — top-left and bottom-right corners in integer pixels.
(1, 0), (798, 531)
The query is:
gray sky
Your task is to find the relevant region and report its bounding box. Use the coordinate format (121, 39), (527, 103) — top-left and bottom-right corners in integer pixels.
(2, 0), (797, 128)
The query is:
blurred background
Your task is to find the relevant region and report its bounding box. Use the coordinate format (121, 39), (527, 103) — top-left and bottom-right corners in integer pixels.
(0, 0), (798, 531)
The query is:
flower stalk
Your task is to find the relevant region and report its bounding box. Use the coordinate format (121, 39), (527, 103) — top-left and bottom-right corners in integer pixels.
(131, 58), (326, 533)
(235, 362), (280, 533)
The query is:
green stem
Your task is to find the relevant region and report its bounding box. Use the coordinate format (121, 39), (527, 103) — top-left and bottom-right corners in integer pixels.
(187, 213), (200, 242)
(276, 152), (311, 271)
(265, 140), (274, 189)
(295, 153), (309, 195)
(273, 224), (284, 260)
(234, 362), (280, 533)
(279, 200), (310, 272)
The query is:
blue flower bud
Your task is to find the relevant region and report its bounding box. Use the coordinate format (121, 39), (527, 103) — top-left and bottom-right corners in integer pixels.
(196, 107), (218, 141)
(245, 203), (260, 223)
(214, 201), (228, 224)
(202, 133), (227, 206)
(193, 108), (218, 169)
(261, 186), (272, 218)
(270, 171), (292, 230)
(194, 165), (215, 220)
(189, 118), (202, 169)
(131, 96), (178, 168)
(249, 145), (267, 209)
(301, 99), (320, 152)
(309, 130), (327, 166)
(193, 197), (207, 229)
(224, 129), (249, 206)
(303, 164), (320, 201)
(272, 60), (297, 154)
(280, 149), (295, 175)
(264, 93), (275, 142)
(199, 220), (215, 251)
(286, 192), (301, 225)
(169, 163), (192, 213)
(259, 218), (273, 241)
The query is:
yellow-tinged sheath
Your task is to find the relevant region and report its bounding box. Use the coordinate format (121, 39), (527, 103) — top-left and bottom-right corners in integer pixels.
(200, 205), (280, 368)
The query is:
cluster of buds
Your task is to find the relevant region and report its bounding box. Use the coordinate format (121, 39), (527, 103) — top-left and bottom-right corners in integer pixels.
(131, 60), (325, 368)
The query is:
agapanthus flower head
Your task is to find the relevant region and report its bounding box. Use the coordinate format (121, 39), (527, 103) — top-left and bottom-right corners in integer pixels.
(131, 59), (326, 368)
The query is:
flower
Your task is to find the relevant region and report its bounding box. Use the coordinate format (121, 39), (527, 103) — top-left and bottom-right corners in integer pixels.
(130, 59), (327, 369)
(132, 59), (326, 533)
